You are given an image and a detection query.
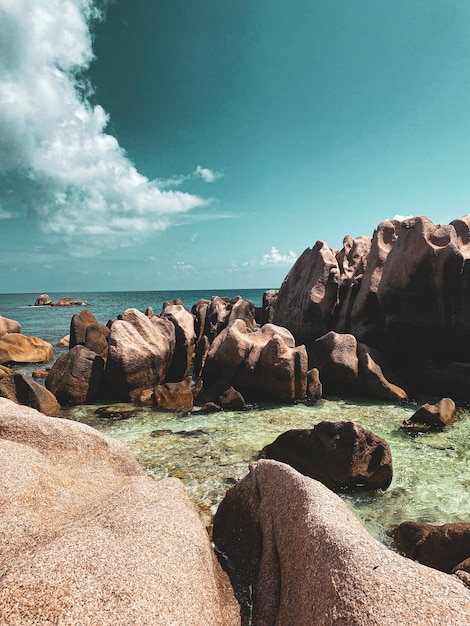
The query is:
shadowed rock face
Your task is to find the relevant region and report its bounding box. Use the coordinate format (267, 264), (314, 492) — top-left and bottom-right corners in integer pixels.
(46, 345), (105, 405)
(213, 460), (470, 626)
(0, 399), (240, 626)
(260, 421), (393, 491)
(273, 215), (470, 369)
(0, 373), (60, 417)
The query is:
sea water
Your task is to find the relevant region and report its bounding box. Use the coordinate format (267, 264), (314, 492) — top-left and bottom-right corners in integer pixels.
(1, 289), (469, 547)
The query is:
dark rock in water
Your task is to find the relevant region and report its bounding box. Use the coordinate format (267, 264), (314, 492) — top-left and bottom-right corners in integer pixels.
(0, 372), (60, 417)
(95, 404), (137, 420)
(306, 367), (322, 401)
(150, 429), (173, 438)
(260, 420), (393, 491)
(175, 429), (208, 438)
(46, 345), (104, 405)
(402, 397), (457, 434)
(197, 379), (246, 411)
(153, 377), (194, 412)
(402, 360), (470, 401)
(392, 521), (470, 574)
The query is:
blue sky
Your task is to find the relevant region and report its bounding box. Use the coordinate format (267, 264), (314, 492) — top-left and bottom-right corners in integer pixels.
(1, 0), (470, 293)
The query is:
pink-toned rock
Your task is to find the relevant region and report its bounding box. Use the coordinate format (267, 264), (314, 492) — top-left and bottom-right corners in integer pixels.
(227, 297), (257, 331)
(34, 294), (52, 306)
(260, 290), (278, 326)
(0, 399), (240, 626)
(213, 460), (470, 626)
(56, 334), (70, 347)
(159, 300), (196, 382)
(203, 320), (307, 402)
(70, 310), (109, 358)
(104, 309), (175, 400)
(260, 421), (393, 491)
(45, 345), (105, 405)
(0, 333), (53, 365)
(0, 373), (60, 417)
(0, 315), (21, 337)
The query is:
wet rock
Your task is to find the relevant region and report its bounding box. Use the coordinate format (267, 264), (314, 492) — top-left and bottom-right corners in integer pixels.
(46, 345), (104, 405)
(402, 397), (457, 433)
(154, 377), (194, 412)
(393, 521), (470, 574)
(213, 460), (470, 626)
(0, 333), (54, 365)
(0, 315), (21, 337)
(260, 420), (393, 491)
(95, 404), (138, 420)
(0, 373), (60, 417)
(197, 379), (246, 411)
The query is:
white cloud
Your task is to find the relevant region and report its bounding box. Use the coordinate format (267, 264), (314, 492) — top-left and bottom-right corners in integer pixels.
(0, 0), (216, 250)
(391, 214), (413, 222)
(173, 261), (196, 273)
(260, 247), (298, 267)
(0, 206), (15, 219)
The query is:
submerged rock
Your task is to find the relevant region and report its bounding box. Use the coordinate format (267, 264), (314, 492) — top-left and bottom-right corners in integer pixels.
(402, 397), (457, 434)
(213, 459), (470, 626)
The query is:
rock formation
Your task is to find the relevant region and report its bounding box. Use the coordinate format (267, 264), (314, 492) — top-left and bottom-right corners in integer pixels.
(260, 421), (393, 491)
(0, 333), (54, 365)
(45, 345), (105, 405)
(0, 373), (60, 417)
(213, 460), (470, 626)
(0, 315), (21, 337)
(402, 397), (457, 433)
(0, 399), (240, 626)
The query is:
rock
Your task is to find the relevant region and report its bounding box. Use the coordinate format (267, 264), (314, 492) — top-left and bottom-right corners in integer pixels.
(0, 399), (240, 626)
(402, 397), (457, 433)
(70, 310), (109, 359)
(310, 331), (407, 400)
(393, 521), (470, 574)
(260, 290), (278, 326)
(0, 365), (12, 379)
(213, 459), (470, 626)
(153, 377), (194, 412)
(204, 296), (231, 341)
(0, 373), (60, 416)
(273, 241), (341, 345)
(56, 334), (70, 347)
(306, 367), (322, 400)
(45, 345), (105, 405)
(159, 300), (196, 382)
(32, 369), (49, 379)
(402, 360), (470, 401)
(260, 420), (393, 491)
(0, 315), (21, 337)
(203, 320), (307, 402)
(104, 309), (175, 400)
(53, 297), (89, 306)
(95, 404), (137, 420)
(34, 294), (52, 306)
(194, 335), (211, 379)
(192, 299), (210, 342)
(0, 333), (54, 365)
(227, 297), (257, 332)
(197, 379), (246, 411)
(453, 557), (470, 575)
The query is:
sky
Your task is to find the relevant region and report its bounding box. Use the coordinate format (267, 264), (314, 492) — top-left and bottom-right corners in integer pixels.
(1, 0), (470, 293)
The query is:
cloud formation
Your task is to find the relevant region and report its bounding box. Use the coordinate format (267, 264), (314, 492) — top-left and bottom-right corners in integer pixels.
(0, 0), (215, 250)
(260, 247), (298, 267)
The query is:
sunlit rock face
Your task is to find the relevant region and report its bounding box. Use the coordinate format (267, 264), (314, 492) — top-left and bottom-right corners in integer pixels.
(0, 399), (240, 626)
(213, 460), (470, 626)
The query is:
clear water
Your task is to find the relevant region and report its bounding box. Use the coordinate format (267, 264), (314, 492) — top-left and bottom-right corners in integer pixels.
(2, 290), (469, 547)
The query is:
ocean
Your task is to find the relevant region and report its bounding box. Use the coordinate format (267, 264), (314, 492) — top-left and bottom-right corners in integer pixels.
(1, 289), (469, 547)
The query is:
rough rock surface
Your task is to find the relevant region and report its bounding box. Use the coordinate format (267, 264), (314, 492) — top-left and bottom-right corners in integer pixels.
(0, 315), (21, 337)
(0, 333), (54, 365)
(34, 294), (52, 306)
(402, 397), (457, 433)
(213, 459), (470, 626)
(159, 300), (196, 382)
(0, 399), (240, 626)
(0, 373), (60, 417)
(393, 521), (470, 574)
(260, 421), (393, 491)
(104, 309), (175, 400)
(153, 377), (194, 412)
(70, 310), (109, 359)
(203, 319), (307, 402)
(46, 345), (105, 405)
(260, 290), (278, 326)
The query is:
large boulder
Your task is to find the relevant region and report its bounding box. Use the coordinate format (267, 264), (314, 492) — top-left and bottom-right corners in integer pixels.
(34, 294), (52, 306)
(0, 334), (54, 365)
(260, 290), (278, 326)
(69, 309), (109, 359)
(393, 521), (470, 574)
(401, 360), (470, 401)
(202, 320), (307, 402)
(0, 316), (21, 337)
(0, 399), (240, 626)
(104, 309), (175, 400)
(45, 345), (105, 405)
(310, 331), (407, 400)
(0, 373), (60, 417)
(213, 460), (470, 626)
(153, 377), (194, 412)
(402, 397), (457, 433)
(159, 300), (196, 382)
(260, 421), (393, 491)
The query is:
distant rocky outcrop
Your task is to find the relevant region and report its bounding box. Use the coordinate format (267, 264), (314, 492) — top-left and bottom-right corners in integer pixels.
(213, 460), (470, 626)
(34, 294), (89, 306)
(0, 399), (240, 626)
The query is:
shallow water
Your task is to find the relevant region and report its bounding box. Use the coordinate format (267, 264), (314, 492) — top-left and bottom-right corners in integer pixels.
(63, 397), (470, 548)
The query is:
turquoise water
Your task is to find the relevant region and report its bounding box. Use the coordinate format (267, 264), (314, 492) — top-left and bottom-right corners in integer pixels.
(1, 290), (469, 546)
